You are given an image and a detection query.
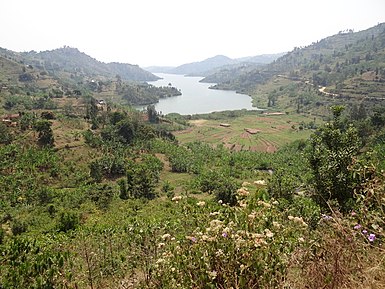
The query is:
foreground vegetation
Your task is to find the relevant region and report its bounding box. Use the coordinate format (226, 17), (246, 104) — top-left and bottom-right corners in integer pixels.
(1, 23), (385, 289)
(1, 96), (385, 288)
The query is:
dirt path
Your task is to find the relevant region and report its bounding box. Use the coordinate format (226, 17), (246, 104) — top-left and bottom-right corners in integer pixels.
(318, 86), (339, 97)
(155, 153), (171, 172)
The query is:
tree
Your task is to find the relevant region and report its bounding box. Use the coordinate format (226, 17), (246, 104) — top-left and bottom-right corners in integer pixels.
(307, 106), (361, 211)
(147, 105), (158, 123)
(33, 120), (54, 147)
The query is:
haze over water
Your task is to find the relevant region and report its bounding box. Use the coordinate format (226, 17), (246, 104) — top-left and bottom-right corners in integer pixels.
(148, 73), (255, 115)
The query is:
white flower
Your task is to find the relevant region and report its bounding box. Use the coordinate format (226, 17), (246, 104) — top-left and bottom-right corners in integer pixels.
(298, 237), (305, 243)
(197, 201), (206, 207)
(172, 195), (182, 202)
(254, 180), (266, 185)
(162, 233), (171, 240)
(273, 221), (281, 228)
(248, 211), (257, 220)
(209, 211), (220, 216)
(156, 258), (165, 264)
(264, 229), (274, 238)
(238, 200), (247, 208)
(207, 270), (217, 280)
(257, 200), (271, 208)
(215, 249), (224, 257)
(237, 187), (250, 196)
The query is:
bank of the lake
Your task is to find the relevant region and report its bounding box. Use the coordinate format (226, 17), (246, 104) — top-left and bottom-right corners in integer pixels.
(144, 73), (255, 115)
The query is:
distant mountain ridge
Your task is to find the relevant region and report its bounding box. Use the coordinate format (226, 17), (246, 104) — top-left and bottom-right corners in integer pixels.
(145, 53), (285, 76)
(169, 55), (235, 76)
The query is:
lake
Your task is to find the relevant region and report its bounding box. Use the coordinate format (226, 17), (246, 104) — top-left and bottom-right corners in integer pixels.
(144, 73), (255, 115)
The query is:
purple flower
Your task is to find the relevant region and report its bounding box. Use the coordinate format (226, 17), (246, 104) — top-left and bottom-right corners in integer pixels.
(362, 229), (368, 235)
(351, 211), (356, 216)
(191, 237), (197, 242)
(368, 234), (376, 242)
(222, 232), (228, 238)
(354, 224), (362, 230)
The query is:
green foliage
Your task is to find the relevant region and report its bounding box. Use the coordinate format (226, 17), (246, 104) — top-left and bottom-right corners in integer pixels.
(89, 160), (103, 182)
(88, 184), (115, 210)
(307, 106), (361, 210)
(0, 122), (13, 144)
(147, 104), (159, 123)
(0, 237), (69, 289)
(125, 156), (163, 200)
(0, 227), (4, 244)
(57, 210), (80, 232)
(40, 111), (56, 120)
(118, 178), (129, 200)
(118, 82), (181, 105)
(11, 219), (28, 235)
(214, 177), (239, 206)
(141, 196), (309, 288)
(83, 129), (102, 147)
(19, 112), (36, 130)
(0, 145), (59, 206)
(34, 119), (55, 147)
(161, 180), (175, 198)
(89, 155), (126, 182)
(3, 95), (57, 110)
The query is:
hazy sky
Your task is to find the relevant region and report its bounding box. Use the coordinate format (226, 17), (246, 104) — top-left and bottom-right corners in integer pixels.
(1, 0), (384, 67)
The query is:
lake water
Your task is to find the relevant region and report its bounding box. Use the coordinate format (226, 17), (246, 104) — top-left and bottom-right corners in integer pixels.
(144, 73), (255, 115)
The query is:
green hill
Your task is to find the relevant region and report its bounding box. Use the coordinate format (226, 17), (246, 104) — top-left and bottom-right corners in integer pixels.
(204, 23), (385, 111)
(0, 46), (181, 108)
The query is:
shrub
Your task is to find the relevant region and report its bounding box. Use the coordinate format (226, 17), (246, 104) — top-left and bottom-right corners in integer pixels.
(307, 106), (361, 211)
(11, 219), (28, 236)
(57, 211), (79, 232)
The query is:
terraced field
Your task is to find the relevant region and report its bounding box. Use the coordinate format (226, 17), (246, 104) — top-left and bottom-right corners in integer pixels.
(175, 113), (318, 152)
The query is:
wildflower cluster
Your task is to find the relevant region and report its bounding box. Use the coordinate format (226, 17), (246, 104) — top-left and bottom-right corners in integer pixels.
(148, 182), (311, 288)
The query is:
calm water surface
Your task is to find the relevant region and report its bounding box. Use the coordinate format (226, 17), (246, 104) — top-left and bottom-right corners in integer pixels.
(146, 73), (255, 115)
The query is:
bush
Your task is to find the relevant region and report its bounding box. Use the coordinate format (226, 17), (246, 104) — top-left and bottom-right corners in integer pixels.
(88, 184), (115, 209)
(57, 211), (79, 232)
(11, 219), (28, 236)
(307, 106), (361, 211)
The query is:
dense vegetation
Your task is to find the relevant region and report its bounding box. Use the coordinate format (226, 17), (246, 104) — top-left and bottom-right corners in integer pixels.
(1, 98), (385, 288)
(1, 23), (385, 288)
